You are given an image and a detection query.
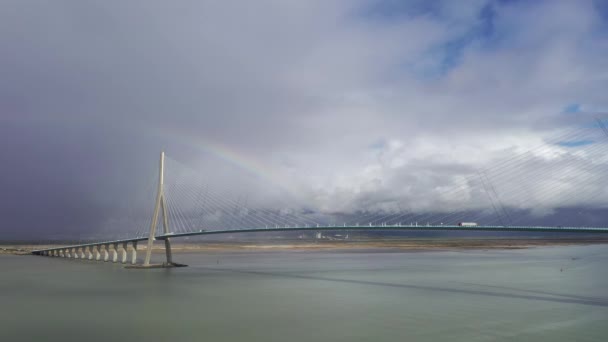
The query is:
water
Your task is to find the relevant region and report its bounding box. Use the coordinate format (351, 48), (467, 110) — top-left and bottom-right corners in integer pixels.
(1, 245), (608, 341)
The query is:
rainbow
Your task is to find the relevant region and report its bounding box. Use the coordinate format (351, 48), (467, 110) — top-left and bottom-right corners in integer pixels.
(147, 124), (312, 207)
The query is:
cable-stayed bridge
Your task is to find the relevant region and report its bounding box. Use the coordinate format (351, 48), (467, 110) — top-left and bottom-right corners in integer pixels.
(31, 123), (608, 267)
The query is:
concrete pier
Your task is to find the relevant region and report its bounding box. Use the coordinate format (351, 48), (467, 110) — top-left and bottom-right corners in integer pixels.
(112, 244), (118, 263)
(95, 246), (101, 261)
(121, 243), (128, 264)
(87, 247), (93, 260)
(80, 248), (85, 259)
(65, 249), (71, 258)
(131, 241), (137, 265)
(102, 245), (109, 262)
(72, 248), (77, 259)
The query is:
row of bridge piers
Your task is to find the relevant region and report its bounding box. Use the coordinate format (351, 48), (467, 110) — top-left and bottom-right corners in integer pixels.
(37, 241), (139, 265)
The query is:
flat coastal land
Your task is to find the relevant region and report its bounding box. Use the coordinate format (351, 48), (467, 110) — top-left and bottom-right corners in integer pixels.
(4, 237), (608, 255)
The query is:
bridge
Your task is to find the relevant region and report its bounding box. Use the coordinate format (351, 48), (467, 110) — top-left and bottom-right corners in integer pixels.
(31, 145), (608, 268)
(30, 224), (608, 266)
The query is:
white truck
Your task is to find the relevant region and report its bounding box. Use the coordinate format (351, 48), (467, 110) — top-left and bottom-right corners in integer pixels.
(457, 222), (478, 227)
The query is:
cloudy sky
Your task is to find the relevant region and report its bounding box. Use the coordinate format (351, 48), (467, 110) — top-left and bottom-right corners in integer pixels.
(1, 0), (608, 238)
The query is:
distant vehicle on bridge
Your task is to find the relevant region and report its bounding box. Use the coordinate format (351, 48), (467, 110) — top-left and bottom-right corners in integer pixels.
(458, 222), (478, 227)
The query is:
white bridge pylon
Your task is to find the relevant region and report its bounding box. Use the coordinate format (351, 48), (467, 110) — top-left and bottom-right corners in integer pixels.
(142, 151), (182, 267)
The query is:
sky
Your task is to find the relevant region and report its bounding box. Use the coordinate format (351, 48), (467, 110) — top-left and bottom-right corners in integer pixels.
(1, 0), (608, 238)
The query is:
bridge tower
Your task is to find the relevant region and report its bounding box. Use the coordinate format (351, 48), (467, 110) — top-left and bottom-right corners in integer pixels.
(142, 151), (184, 267)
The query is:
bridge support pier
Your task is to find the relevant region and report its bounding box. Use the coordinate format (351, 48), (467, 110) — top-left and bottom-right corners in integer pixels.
(131, 241), (137, 265)
(112, 244), (118, 263)
(87, 247), (92, 260)
(65, 249), (71, 258)
(72, 248), (78, 259)
(80, 248), (85, 259)
(102, 245), (109, 262)
(95, 246), (101, 261)
(121, 243), (128, 264)
(164, 238), (173, 264)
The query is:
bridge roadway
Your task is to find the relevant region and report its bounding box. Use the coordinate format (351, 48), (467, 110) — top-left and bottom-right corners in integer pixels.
(153, 224), (608, 240)
(31, 224), (608, 262)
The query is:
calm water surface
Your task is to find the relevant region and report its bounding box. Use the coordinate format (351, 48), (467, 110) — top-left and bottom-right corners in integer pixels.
(1, 245), (607, 341)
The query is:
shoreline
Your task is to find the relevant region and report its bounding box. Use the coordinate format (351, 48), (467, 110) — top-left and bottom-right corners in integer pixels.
(3, 237), (608, 255)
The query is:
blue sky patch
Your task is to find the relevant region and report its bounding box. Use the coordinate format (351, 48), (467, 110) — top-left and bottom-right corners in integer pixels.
(369, 139), (387, 150)
(563, 103), (581, 113)
(557, 140), (594, 147)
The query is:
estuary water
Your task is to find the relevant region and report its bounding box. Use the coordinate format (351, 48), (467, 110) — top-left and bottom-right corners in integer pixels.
(1, 245), (608, 341)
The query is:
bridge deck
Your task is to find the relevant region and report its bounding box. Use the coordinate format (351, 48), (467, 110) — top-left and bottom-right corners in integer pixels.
(32, 225), (608, 253)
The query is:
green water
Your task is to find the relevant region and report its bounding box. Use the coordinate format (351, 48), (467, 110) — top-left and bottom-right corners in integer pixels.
(1, 245), (607, 341)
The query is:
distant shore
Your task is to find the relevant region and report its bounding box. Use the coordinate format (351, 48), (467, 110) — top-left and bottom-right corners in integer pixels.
(3, 237), (608, 255)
